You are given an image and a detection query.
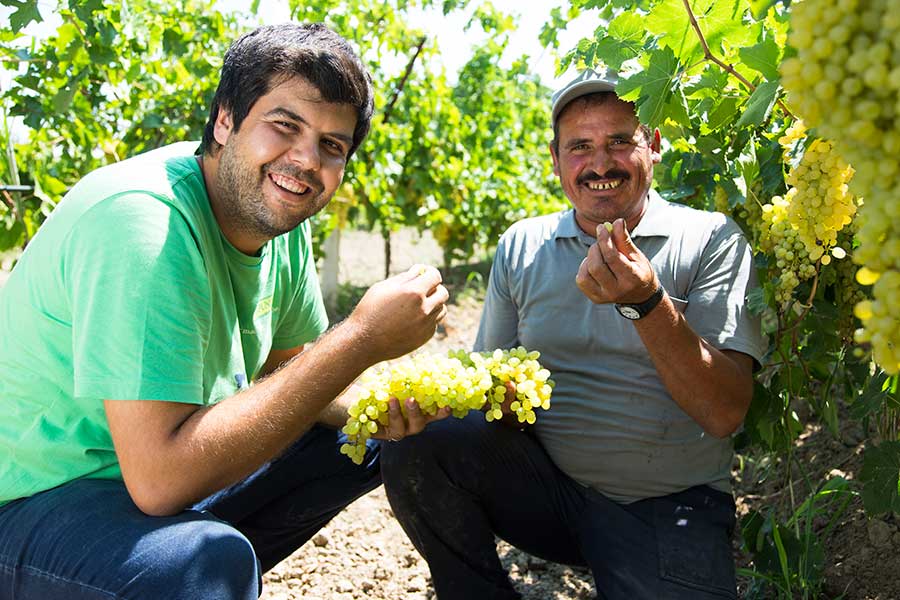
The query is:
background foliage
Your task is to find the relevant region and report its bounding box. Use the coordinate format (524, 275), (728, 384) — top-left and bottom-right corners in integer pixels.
(0, 0), (564, 270)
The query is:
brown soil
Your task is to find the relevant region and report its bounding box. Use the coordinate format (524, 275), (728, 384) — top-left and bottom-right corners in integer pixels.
(258, 229), (898, 600)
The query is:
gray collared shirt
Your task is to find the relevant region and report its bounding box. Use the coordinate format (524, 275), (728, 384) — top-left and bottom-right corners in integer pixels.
(474, 191), (768, 503)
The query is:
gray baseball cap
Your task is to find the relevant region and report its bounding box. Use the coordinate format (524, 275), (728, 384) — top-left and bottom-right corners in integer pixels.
(550, 67), (619, 125)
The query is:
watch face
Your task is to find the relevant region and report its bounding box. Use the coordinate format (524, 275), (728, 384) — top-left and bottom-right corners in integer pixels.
(618, 305), (642, 320)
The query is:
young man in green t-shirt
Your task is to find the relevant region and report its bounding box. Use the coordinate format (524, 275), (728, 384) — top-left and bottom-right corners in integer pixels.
(0, 23), (449, 599)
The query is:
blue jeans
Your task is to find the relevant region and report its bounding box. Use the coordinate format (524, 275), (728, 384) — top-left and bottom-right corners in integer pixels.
(381, 411), (737, 600)
(0, 425), (381, 599)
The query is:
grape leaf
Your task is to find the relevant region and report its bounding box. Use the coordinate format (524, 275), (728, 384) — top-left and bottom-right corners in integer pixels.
(748, 0), (778, 19)
(756, 137), (785, 197)
(739, 34), (781, 82)
(851, 372), (893, 421)
(5, 0), (42, 33)
(746, 286), (767, 316)
(663, 84), (690, 128)
(645, 0), (757, 65)
(736, 80), (779, 128)
(859, 442), (900, 516)
(616, 47), (680, 128)
(0, 218), (26, 252)
(591, 12), (646, 70)
(51, 70), (88, 113)
(705, 96), (740, 131)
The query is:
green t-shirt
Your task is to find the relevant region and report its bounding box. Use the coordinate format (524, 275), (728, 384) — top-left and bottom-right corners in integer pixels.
(0, 142), (328, 506)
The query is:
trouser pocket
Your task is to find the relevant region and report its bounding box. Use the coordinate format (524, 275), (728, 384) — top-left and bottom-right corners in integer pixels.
(653, 486), (737, 599)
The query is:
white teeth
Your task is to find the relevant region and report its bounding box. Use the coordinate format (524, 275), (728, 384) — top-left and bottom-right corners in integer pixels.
(587, 179), (623, 191)
(270, 173), (309, 194)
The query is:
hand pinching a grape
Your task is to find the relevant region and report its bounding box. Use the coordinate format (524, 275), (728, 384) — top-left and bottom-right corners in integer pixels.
(575, 217), (659, 306)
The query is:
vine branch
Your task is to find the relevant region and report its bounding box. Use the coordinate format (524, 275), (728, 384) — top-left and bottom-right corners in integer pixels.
(1, 190), (17, 214)
(382, 35), (427, 125)
(681, 0), (794, 120)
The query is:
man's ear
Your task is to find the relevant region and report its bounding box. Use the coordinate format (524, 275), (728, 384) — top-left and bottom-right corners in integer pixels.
(213, 107), (234, 147)
(650, 128), (662, 164)
(549, 142), (561, 177)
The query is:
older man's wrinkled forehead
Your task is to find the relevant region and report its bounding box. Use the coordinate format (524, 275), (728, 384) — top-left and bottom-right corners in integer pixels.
(553, 92), (651, 146)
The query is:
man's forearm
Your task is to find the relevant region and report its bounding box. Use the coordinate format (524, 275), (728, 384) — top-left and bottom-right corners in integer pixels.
(632, 293), (754, 438)
(107, 319), (377, 516)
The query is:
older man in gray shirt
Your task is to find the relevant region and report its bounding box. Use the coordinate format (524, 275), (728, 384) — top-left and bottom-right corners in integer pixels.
(381, 68), (767, 600)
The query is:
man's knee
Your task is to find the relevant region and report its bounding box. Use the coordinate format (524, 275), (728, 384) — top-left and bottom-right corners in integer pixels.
(381, 419), (446, 487)
(381, 412), (491, 492)
(127, 518), (260, 600)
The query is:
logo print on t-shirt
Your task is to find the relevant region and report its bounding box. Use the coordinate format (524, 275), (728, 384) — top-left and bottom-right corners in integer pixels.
(254, 296), (274, 320)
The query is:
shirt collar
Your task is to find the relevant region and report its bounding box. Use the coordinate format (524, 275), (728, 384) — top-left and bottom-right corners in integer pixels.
(554, 189), (672, 244)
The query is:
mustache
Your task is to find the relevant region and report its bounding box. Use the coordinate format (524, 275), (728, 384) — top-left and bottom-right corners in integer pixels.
(264, 162), (325, 195)
(577, 170), (629, 186)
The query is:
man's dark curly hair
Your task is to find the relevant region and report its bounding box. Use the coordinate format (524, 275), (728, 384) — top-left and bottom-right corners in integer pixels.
(199, 23), (373, 159)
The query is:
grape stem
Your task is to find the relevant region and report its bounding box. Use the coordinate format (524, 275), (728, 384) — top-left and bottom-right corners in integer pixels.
(680, 0), (795, 120)
(776, 266), (821, 349)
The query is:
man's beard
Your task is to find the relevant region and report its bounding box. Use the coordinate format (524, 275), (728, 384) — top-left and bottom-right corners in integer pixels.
(215, 142), (327, 242)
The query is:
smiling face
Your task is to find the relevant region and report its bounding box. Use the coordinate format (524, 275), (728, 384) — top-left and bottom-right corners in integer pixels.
(550, 94), (661, 235)
(205, 75), (357, 254)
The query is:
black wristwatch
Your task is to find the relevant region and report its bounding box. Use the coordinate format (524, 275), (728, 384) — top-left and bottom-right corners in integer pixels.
(615, 284), (665, 320)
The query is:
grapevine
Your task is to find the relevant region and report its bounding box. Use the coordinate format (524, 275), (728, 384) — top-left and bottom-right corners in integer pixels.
(339, 347), (554, 464)
(781, 0), (900, 373)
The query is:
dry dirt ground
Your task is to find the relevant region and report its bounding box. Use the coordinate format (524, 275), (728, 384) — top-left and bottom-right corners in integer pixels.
(257, 228), (899, 600)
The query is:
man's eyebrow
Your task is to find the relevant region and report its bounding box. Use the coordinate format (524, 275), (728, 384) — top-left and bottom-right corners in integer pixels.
(564, 137), (592, 149)
(263, 106), (354, 146)
(609, 131), (638, 140)
(564, 131), (638, 148)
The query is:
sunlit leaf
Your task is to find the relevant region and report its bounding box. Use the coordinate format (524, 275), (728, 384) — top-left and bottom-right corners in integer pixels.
(617, 46), (680, 128)
(739, 34), (781, 81)
(646, 0), (757, 65)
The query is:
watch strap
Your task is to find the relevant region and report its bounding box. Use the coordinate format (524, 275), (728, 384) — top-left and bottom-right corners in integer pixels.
(615, 284), (665, 320)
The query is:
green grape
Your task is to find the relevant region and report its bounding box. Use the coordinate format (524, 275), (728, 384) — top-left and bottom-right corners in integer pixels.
(339, 347), (555, 464)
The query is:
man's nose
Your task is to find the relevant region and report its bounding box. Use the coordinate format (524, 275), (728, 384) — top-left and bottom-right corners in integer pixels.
(588, 146), (615, 174)
(288, 137), (321, 171)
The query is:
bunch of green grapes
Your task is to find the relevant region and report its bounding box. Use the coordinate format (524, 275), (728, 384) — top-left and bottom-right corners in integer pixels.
(339, 347), (554, 464)
(783, 138), (857, 264)
(782, 0), (900, 373)
(759, 195), (816, 305)
(713, 183), (762, 229)
(780, 0), (900, 159)
(759, 134), (856, 307)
